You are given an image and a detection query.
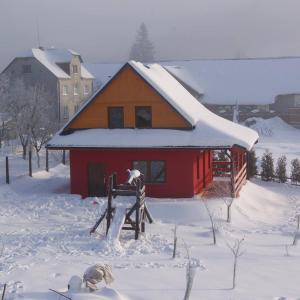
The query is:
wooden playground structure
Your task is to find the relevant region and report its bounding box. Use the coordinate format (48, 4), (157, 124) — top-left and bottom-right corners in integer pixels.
(90, 173), (153, 240)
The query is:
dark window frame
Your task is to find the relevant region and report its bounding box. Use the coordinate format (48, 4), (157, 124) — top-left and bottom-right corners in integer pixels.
(22, 64), (32, 74)
(108, 106), (124, 129)
(132, 160), (166, 184)
(135, 106), (152, 128)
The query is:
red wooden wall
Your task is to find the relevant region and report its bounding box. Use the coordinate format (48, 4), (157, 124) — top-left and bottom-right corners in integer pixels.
(69, 148), (213, 198)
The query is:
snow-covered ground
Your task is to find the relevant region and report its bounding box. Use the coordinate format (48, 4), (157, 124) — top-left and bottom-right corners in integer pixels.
(1, 117), (300, 299)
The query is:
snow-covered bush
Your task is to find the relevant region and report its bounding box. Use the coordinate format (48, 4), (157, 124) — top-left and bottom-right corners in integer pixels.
(260, 150), (274, 181)
(291, 159), (300, 184)
(276, 155), (287, 183)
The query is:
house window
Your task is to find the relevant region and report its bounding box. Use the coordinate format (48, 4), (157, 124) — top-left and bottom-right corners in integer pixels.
(22, 65), (32, 73)
(135, 106), (152, 128)
(63, 106), (69, 120)
(108, 107), (124, 128)
(74, 84), (79, 95)
(74, 104), (79, 114)
(84, 85), (89, 95)
(62, 85), (68, 95)
(133, 160), (165, 183)
(295, 97), (300, 107)
(72, 65), (78, 74)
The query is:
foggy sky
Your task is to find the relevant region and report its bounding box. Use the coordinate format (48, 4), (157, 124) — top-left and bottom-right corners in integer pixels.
(1, 0), (300, 71)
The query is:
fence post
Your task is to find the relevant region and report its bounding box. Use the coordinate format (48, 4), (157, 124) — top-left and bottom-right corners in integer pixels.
(29, 149), (32, 177)
(5, 156), (9, 184)
(62, 150), (66, 165)
(46, 149), (49, 172)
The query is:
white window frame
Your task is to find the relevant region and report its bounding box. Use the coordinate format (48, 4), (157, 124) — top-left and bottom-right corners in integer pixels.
(62, 85), (68, 96)
(84, 85), (89, 95)
(72, 65), (78, 74)
(74, 84), (79, 96)
(63, 105), (69, 120)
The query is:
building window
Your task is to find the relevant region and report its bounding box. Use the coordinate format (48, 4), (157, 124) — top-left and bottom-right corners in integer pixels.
(22, 65), (32, 73)
(74, 84), (79, 95)
(74, 104), (79, 114)
(108, 107), (124, 128)
(133, 160), (165, 183)
(72, 65), (78, 74)
(295, 97), (300, 107)
(63, 106), (69, 120)
(84, 85), (89, 95)
(62, 85), (68, 95)
(135, 106), (152, 128)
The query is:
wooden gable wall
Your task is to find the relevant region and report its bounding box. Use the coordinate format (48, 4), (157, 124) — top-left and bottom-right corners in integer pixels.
(65, 64), (191, 130)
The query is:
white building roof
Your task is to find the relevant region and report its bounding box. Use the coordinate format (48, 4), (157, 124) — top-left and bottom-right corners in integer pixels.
(48, 61), (258, 150)
(85, 57), (300, 105)
(19, 48), (94, 79)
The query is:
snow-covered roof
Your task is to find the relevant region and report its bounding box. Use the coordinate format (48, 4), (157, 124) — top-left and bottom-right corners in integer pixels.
(86, 57), (300, 105)
(18, 48), (94, 79)
(48, 61), (258, 150)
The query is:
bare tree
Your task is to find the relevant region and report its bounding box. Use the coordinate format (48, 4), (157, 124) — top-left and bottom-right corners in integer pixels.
(0, 78), (57, 161)
(224, 197), (234, 223)
(203, 200), (217, 245)
(129, 23), (155, 62)
(227, 238), (245, 289)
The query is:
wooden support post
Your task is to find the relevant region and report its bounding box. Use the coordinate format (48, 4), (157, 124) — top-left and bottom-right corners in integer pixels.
(135, 179), (142, 240)
(62, 150), (66, 165)
(5, 156), (9, 184)
(106, 175), (113, 235)
(46, 149), (49, 172)
(29, 149), (32, 177)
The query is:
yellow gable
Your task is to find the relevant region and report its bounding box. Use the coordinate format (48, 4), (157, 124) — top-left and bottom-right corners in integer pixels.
(65, 63), (191, 131)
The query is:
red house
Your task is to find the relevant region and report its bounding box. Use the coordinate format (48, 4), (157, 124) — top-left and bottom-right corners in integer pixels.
(47, 61), (258, 198)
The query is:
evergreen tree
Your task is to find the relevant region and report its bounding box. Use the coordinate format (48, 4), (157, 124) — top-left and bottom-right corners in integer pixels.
(247, 149), (257, 178)
(260, 150), (274, 181)
(129, 23), (155, 62)
(291, 159), (300, 184)
(276, 155), (287, 183)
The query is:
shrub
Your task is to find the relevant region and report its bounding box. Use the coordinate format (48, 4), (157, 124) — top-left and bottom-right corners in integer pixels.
(291, 159), (300, 184)
(261, 150), (274, 181)
(276, 155), (287, 183)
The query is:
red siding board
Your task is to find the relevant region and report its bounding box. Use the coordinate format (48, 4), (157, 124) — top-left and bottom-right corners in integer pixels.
(69, 148), (213, 198)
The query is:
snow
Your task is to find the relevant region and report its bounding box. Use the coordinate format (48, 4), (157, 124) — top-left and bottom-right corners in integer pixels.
(49, 61), (258, 151)
(19, 48), (94, 79)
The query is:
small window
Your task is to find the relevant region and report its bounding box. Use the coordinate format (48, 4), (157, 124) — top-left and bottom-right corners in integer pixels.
(63, 106), (69, 120)
(74, 84), (79, 95)
(133, 160), (165, 183)
(84, 85), (89, 95)
(74, 104), (79, 114)
(135, 106), (152, 128)
(108, 107), (124, 128)
(62, 85), (68, 95)
(22, 65), (31, 73)
(72, 65), (78, 74)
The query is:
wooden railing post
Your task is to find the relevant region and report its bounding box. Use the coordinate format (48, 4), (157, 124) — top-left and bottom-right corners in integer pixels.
(29, 149), (32, 177)
(46, 149), (49, 172)
(5, 156), (9, 184)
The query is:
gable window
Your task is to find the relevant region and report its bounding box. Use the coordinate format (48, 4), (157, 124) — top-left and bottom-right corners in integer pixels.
(108, 107), (124, 128)
(63, 106), (69, 120)
(74, 84), (79, 95)
(22, 65), (32, 74)
(84, 85), (89, 95)
(133, 160), (165, 183)
(62, 85), (68, 95)
(135, 106), (152, 128)
(72, 65), (78, 74)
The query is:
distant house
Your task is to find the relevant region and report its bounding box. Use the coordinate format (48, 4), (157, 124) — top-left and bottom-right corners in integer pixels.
(1, 47), (94, 125)
(274, 94), (300, 128)
(47, 61), (258, 199)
